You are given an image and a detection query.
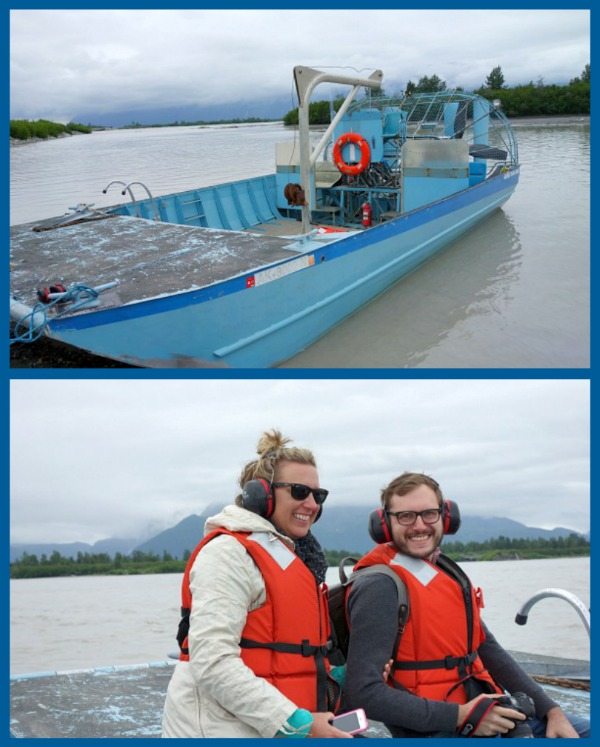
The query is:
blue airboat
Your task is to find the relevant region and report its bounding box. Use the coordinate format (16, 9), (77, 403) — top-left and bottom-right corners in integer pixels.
(10, 66), (519, 368)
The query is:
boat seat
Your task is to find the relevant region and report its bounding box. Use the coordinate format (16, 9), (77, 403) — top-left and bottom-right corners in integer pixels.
(469, 143), (508, 160)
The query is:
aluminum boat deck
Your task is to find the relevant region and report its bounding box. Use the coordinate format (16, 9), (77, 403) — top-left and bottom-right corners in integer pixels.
(10, 652), (590, 738)
(10, 214), (303, 310)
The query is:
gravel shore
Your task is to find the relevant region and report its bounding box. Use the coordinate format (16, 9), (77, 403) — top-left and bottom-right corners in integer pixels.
(10, 337), (136, 368)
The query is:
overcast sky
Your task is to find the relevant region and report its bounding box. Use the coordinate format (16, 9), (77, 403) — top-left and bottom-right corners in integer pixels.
(10, 379), (589, 545)
(10, 9), (590, 122)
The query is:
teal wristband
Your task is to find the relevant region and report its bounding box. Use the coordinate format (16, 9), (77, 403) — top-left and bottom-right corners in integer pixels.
(276, 708), (313, 738)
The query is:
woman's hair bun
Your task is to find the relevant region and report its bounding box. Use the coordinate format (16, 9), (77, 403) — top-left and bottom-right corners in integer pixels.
(256, 429), (290, 457)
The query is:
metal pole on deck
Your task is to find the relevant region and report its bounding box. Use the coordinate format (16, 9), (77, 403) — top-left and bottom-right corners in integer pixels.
(293, 66), (383, 234)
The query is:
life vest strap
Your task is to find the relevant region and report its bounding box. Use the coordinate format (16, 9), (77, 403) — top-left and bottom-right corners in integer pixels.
(240, 637), (331, 657)
(240, 637), (331, 711)
(393, 649), (478, 672)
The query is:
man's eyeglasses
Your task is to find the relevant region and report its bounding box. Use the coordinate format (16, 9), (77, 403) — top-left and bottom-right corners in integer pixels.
(386, 508), (442, 526)
(272, 482), (329, 505)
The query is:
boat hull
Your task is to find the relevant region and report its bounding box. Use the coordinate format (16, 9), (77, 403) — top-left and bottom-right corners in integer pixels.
(41, 168), (518, 368)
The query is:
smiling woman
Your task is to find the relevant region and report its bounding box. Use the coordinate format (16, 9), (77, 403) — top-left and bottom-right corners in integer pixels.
(161, 428), (348, 739)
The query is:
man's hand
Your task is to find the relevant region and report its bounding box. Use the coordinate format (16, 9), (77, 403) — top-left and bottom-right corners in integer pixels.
(457, 694), (526, 737)
(545, 706), (579, 738)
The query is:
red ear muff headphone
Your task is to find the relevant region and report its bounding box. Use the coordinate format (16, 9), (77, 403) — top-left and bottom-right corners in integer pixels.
(442, 500), (461, 535)
(368, 507), (393, 544)
(241, 479), (324, 523)
(368, 501), (461, 544)
(241, 479), (274, 518)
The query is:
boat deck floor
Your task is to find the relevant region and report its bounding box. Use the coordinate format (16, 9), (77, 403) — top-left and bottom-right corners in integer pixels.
(10, 214), (304, 310)
(10, 652), (590, 738)
(10, 661), (174, 738)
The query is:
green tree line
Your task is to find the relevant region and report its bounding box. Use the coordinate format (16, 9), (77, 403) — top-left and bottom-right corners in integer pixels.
(323, 533), (589, 566)
(11, 534), (589, 578)
(283, 97), (346, 126)
(283, 65), (590, 125)
(441, 532), (590, 562)
(10, 549), (184, 578)
(10, 119), (92, 140)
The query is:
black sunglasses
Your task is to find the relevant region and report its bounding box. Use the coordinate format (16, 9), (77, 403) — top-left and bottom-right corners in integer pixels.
(271, 482), (329, 505)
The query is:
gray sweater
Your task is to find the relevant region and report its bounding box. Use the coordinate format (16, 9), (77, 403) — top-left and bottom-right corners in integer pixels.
(342, 572), (558, 736)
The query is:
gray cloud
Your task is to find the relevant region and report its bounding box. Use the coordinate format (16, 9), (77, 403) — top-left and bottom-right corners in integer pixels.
(10, 379), (589, 543)
(10, 9), (590, 122)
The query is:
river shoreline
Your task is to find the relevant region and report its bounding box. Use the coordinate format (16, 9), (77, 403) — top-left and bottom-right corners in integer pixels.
(10, 114), (589, 147)
(10, 130), (88, 146)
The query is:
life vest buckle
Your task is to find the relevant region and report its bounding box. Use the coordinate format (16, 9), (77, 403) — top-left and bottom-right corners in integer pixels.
(445, 655), (460, 669)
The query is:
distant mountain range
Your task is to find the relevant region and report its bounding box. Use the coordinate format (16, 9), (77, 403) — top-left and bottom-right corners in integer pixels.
(72, 96), (292, 128)
(10, 504), (586, 562)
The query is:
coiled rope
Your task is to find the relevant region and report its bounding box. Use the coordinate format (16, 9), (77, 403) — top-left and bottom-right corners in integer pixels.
(10, 283), (101, 345)
(532, 674), (590, 692)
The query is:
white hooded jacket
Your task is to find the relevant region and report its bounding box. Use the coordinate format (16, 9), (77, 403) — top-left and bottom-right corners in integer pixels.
(161, 504), (302, 737)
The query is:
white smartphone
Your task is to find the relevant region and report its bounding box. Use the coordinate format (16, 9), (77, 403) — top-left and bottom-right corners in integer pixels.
(331, 708), (368, 735)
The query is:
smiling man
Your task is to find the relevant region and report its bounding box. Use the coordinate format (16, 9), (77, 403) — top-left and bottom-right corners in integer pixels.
(342, 472), (588, 738)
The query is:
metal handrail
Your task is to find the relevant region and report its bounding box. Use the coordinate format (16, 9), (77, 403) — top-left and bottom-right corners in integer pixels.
(121, 181), (160, 221)
(515, 588), (590, 638)
(102, 180), (136, 203)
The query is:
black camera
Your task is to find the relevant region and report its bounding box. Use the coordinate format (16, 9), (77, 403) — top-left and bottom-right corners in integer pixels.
(496, 692), (536, 738)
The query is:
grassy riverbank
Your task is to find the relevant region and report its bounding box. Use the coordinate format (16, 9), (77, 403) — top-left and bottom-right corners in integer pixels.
(10, 119), (92, 141)
(9, 117), (274, 142)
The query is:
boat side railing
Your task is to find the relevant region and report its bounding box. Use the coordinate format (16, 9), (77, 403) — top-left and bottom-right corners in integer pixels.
(102, 180), (160, 221)
(346, 91), (519, 174)
(102, 180), (137, 207)
(121, 182), (160, 221)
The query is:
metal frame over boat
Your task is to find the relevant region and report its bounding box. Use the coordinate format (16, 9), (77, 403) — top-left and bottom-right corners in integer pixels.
(10, 65), (520, 368)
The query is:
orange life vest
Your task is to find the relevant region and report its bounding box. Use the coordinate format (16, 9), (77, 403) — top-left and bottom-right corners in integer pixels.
(178, 528), (332, 711)
(354, 545), (502, 703)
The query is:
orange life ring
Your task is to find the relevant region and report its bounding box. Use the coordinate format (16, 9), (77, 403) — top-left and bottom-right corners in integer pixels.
(333, 132), (371, 176)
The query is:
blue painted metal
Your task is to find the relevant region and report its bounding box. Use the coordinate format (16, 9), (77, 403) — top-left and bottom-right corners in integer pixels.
(44, 167), (519, 367)
(469, 161), (487, 186)
(334, 108), (384, 163)
(473, 98), (491, 146)
(113, 175), (280, 230)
